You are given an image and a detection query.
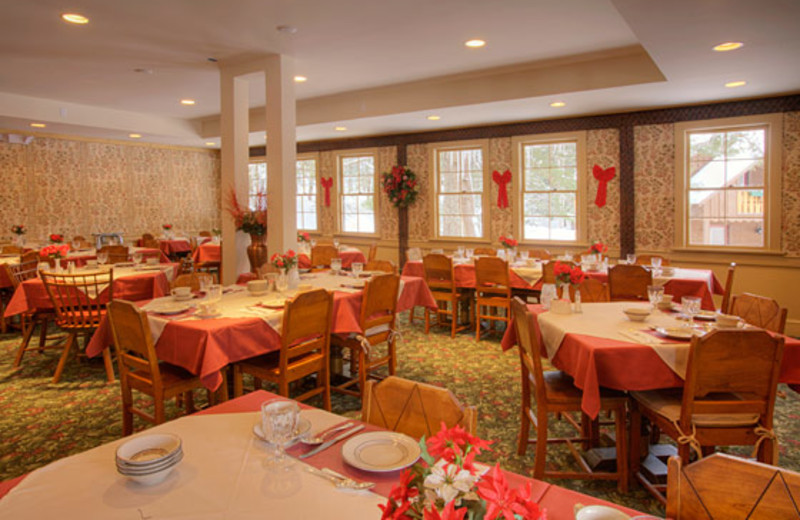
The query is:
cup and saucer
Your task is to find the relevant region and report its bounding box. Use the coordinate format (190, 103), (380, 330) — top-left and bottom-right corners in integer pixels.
(172, 287), (194, 302)
(195, 301), (221, 319)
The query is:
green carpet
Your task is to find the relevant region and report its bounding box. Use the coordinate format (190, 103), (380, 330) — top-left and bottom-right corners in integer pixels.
(1, 316), (798, 517)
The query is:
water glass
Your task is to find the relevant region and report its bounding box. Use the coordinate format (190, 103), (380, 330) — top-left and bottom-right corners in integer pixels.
(497, 249), (506, 260)
(681, 296), (702, 323)
(647, 285), (664, 310)
(132, 251), (143, 264)
(540, 283), (557, 310)
(352, 262), (363, 277)
(276, 273), (289, 292)
(333, 239), (340, 250)
(456, 246), (465, 258)
(626, 254), (637, 265)
(206, 284), (222, 304)
(261, 399), (300, 468)
(519, 250), (529, 261)
(466, 248), (474, 259)
(266, 272), (277, 291)
(650, 257), (662, 269)
(97, 251), (108, 265)
(330, 258), (342, 274)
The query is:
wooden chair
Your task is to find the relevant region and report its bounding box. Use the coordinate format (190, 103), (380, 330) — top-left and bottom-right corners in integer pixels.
(4, 258), (58, 366)
(1, 245), (23, 254)
(511, 297), (629, 492)
(475, 256), (511, 340)
(630, 329), (785, 504)
(362, 376), (477, 439)
(71, 235), (92, 249)
(99, 245), (129, 264)
(365, 259), (396, 274)
(172, 272), (214, 292)
(570, 277), (609, 302)
(310, 244), (339, 269)
(474, 247), (497, 256)
(608, 264), (652, 301)
(141, 233), (155, 241)
(406, 247), (422, 262)
(423, 254), (472, 338)
(107, 300), (205, 435)
(526, 249), (551, 260)
(666, 454), (800, 520)
(729, 292), (788, 334)
(719, 262), (736, 314)
(635, 254), (671, 266)
(198, 230), (212, 237)
(367, 242), (378, 261)
(331, 274), (400, 398)
(40, 270), (116, 383)
(140, 233), (160, 250)
(233, 289), (333, 410)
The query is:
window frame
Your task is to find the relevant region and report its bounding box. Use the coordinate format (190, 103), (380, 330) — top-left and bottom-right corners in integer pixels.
(336, 148), (379, 237)
(431, 139), (490, 242)
(674, 114), (782, 253)
(511, 131), (587, 246)
(247, 158), (268, 211)
(296, 153), (319, 232)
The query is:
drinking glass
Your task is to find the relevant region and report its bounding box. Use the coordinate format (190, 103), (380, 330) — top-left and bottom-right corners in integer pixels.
(97, 251), (108, 265)
(206, 284), (222, 304)
(261, 399), (300, 468)
(681, 296), (701, 324)
(352, 262), (363, 278)
(132, 251), (143, 265)
(330, 258), (342, 274)
(333, 239), (340, 250)
(497, 249), (506, 260)
(647, 285), (664, 310)
(456, 246), (465, 258)
(540, 284), (557, 310)
(650, 257), (662, 269)
(266, 272), (278, 292)
(276, 273), (289, 293)
(466, 248), (474, 259)
(519, 250), (529, 261)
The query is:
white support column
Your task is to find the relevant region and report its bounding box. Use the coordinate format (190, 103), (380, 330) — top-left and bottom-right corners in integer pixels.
(264, 54), (297, 256)
(219, 70), (251, 284)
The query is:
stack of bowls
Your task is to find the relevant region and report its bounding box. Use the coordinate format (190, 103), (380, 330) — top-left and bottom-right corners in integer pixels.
(115, 433), (183, 485)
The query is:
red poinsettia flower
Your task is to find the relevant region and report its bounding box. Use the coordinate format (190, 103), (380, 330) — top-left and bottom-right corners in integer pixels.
(379, 499), (414, 520)
(569, 266), (586, 285)
(553, 261), (572, 277)
(477, 464), (518, 520)
(590, 241), (608, 254)
(423, 500), (468, 520)
(286, 249), (296, 258)
(49, 233), (63, 243)
(427, 422), (492, 464)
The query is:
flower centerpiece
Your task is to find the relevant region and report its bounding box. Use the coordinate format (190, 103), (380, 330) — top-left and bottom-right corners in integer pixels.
(589, 240), (608, 256)
(40, 244), (70, 269)
(227, 189), (269, 273)
(382, 165), (419, 208)
(162, 224), (173, 232)
(11, 225), (26, 236)
(554, 261), (585, 288)
(49, 233), (64, 244)
(297, 231), (310, 244)
(498, 235), (518, 249)
(270, 250), (298, 273)
(379, 424), (545, 520)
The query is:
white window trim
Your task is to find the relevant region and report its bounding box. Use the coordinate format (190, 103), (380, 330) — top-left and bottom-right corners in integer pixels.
(674, 114), (783, 253)
(296, 152), (319, 232)
(511, 131), (587, 247)
(431, 139), (490, 242)
(336, 148), (380, 238)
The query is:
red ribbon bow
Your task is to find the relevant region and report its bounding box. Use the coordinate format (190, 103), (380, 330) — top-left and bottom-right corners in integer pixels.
(492, 169), (512, 209)
(592, 165), (616, 208)
(321, 177), (333, 207)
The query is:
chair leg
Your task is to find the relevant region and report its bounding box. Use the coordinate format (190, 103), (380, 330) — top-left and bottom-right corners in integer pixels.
(358, 351), (368, 398)
(184, 391), (195, 413)
(321, 359), (331, 412)
(517, 379), (531, 456)
(388, 339), (396, 376)
(424, 308), (431, 334)
(154, 392), (166, 425)
(475, 304), (482, 341)
(52, 332), (77, 383)
(102, 348), (115, 383)
(450, 301), (457, 339)
(14, 319), (37, 367)
(121, 384), (134, 436)
(614, 404), (628, 493)
(38, 318), (49, 350)
(533, 407), (549, 480)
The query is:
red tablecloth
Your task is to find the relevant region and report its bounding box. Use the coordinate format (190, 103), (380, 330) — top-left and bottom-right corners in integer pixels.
(157, 239), (192, 255)
(298, 247), (366, 269)
(501, 304), (800, 419)
(402, 260), (535, 289)
(85, 276), (436, 391)
(191, 243), (220, 263)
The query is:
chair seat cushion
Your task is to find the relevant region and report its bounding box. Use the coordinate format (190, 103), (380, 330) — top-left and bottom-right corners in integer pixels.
(631, 389), (760, 427)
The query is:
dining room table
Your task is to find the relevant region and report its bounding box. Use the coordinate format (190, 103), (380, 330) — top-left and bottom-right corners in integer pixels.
(137, 236), (193, 256)
(85, 272), (437, 392)
(500, 301), (800, 419)
(0, 389), (649, 519)
(298, 246), (366, 269)
(402, 257), (542, 290)
(192, 241), (220, 264)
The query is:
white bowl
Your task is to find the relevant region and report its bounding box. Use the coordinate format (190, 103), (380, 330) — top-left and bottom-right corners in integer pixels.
(575, 504), (631, 520)
(623, 307), (651, 322)
(120, 462), (179, 486)
(716, 313), (742, 328)
(116, 433), (182, 466)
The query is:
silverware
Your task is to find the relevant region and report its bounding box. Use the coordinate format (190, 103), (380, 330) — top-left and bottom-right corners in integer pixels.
(302, 421), (354, 445)
(305, 466), (375, 490)
(299, 424), (364, 459)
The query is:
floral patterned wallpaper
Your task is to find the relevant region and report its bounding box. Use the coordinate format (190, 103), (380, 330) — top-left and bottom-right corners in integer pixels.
(0, 136), (220, 242)
(586, 129), (620, 249)
(783, 112), (800, 257)
(633, 124), (675, 252)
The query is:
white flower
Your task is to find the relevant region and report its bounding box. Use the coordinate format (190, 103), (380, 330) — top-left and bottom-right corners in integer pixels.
(423, 459), (479, 504)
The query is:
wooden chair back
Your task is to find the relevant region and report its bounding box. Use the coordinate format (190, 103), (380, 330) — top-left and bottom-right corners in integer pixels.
(198, 230), (212, 237)
(720, 262), (736, 314)
(475, 256), (510, 298)
(362, 376), (477, 439)
(474, 247), (497, 256)
(1, 245), (23, 254)
(680, 329), (784, 431)
(635, 254), (671, 266)
(541, 260), (575, 285)
(526, 249), (551, 260)
(99, 245), (129, 264)
(360, 274), (400, 344)
(608, 264), (652, 301)
(310, 245), (339, 268)
(365, 259), (396, 274)
(4, 257), (39, 289)
(141, 238), (160, 249)
(107, 300), (163, 389)
(571, 277), (609, 302)
(666, 453), (800, 520)
(422, 254), (456, 293)
(406, 247), (422, 262)
(730, 292), (787, 334)
(279, 288), (333, 377)
(141, 233), (155, 241)
(21, 250), (39, 264)
(511, 297), (546, 395)
(41, 270), (113, 331)
(368, 242), (378, 261)
(172, 272), (213, 292)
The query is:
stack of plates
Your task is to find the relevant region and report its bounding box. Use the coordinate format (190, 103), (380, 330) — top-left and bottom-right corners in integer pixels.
(115, 433), (183, 485)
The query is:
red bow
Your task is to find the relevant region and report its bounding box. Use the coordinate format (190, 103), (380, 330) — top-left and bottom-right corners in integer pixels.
(321, 177), (333, 207)
(592, 165), (616, 208)
(492, 169), (512, 209)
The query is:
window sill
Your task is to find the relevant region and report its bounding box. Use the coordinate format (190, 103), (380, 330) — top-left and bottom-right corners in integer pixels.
(670, 246), (785, 257)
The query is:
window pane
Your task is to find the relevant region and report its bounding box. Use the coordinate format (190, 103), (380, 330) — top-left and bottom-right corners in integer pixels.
(726, 130), (764, 160)
(436, 147), (484, 238)
(550, 193), (576, 217)
(525, 145), (550, 168)
(551, 143), (576, 167)
(550, 167), (577, 190)
(523, 193), (548, 217)
(690, 160), (725, 188)
(525, 168), (550, 191)
(551, 217), (576, 241)
(439, 194), (461, 215)
(524, 217), (549, 240)
(727, 159), (763, 187)
(689, 190), (724, 218)
(689, 132), (724, 161)
(440, 172), (459, 193)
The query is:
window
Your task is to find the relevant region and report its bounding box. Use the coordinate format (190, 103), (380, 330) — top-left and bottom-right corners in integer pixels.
(675, 114), (782, 251)
(248, 160), (267, 210)
(339, 153), (376, 234)
(296, 157), (318, 231)
(513, 132), (586, 244)
(434, 143), (486, 238)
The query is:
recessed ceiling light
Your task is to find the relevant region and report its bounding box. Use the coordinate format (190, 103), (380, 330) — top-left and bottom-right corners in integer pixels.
(427, 115), (441, 121)
(61, 13), (89, 24)
(129, 133), (142, 139)
(276, 25), (298, 34)
(725, 80), (747, 88)
(713, 41), (744, 52)
(294, 75), (307, 83)
(133, 68), (154, 75)
(335, 126), (347, 132)
(550, 101), (566, 108)
(180, 99), (196, 106)
(30, 123), (46, 128)
(205, 142), (216, 146)
(465, 39), (486, 48)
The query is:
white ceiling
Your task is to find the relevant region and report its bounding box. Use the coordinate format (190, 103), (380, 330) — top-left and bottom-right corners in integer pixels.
(0, 0), (798, 147)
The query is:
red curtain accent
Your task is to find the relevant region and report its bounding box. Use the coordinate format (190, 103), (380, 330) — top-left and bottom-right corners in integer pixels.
(592, 165), (616, 208)
(321, 177), (333, 207)
(492, 169), (512, 209)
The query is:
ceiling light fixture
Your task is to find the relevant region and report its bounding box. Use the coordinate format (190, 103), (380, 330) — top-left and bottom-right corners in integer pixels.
(180, 99), (196, 105)
(276, 25), (298, 34)
(30, 123), (47, 128)
(713, 41), (744, 52)
(294, 76), (307, 83)
(465, 39), (486, 48)
(335, 126), (347, 131)
(129, 133), (142, 139)
(61, 13), (89, 24)
(205, 142), (216, 146)
(427, 115), (441, 121)
(725, 80), (747, 88)
(550, 101), (566, 108)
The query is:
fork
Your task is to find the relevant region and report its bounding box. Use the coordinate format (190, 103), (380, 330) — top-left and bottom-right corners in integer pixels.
(305, 466), (375, 490)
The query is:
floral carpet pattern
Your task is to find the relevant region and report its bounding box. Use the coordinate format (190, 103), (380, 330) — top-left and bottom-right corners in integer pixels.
(1, 317), (798, 517)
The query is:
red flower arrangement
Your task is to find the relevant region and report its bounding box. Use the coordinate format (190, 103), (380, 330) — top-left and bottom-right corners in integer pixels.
(554, 261), (586, 286)
(49, 234), (63, 244)
(297, 231), (311, 244)
(270, 250), (297, 272)
(40, 244), (70, 259)
(379, 423), (545, 520)
(498, 235), (518, 249)
(227, 189), (267, 236)
(11, 225), (26, 236)
(162, 224), (173, 231)
(589, 240), (608, 255)
(382, 165), (419, 208)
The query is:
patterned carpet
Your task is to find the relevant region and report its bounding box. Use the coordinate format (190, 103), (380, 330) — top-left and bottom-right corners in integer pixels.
(1, 315), (798, 517)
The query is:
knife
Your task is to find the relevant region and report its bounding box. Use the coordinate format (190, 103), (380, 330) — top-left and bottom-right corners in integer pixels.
(299, 424), (364, 459)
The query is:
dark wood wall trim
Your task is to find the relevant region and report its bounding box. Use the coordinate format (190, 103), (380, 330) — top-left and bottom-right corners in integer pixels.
(619, 124), (635, 256)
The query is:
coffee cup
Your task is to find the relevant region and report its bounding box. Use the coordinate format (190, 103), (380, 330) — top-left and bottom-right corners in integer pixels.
(247, 280), (268, 295)
(171, 287), (191, 300)
(716, 313), (742, 328)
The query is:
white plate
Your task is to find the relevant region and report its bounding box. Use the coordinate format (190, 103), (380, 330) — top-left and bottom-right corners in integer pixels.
(173, 294), (194, 302)
(253, 415), (312, 445)
(148, 301), (194, 315)
(693, 310), (718, 321)
(260, 299), (286, 310)
(341, 431), (421, 473)
(652, 327), (695, 340)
